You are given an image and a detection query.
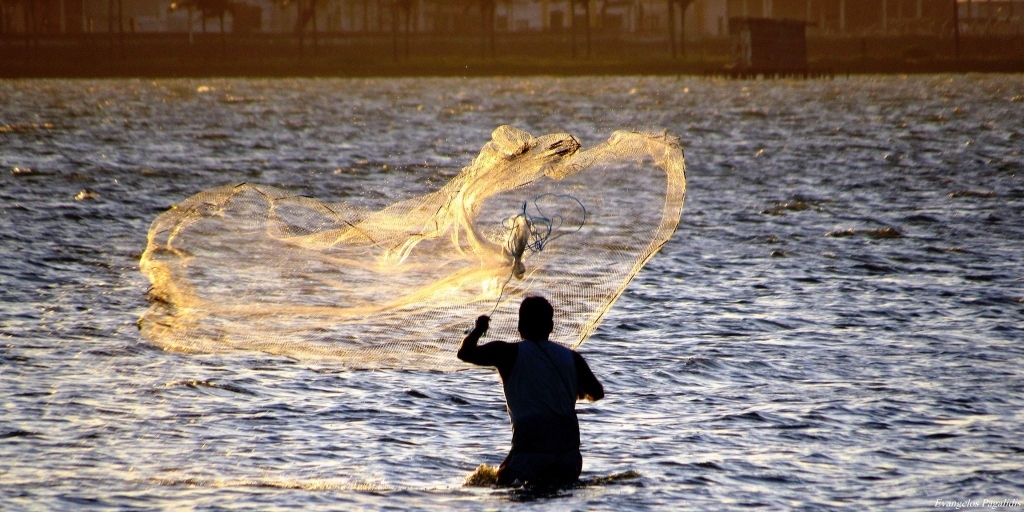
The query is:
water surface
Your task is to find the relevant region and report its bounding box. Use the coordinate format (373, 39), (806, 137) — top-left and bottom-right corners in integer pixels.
(2, 75), (1023, 510)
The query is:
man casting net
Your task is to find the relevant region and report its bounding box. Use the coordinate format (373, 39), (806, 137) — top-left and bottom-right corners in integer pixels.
(139, 126), (686, 370)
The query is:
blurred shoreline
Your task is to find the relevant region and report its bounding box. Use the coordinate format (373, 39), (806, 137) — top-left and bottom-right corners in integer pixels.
(2, 33), (1022, 78)
(4, 56), (1022, 78)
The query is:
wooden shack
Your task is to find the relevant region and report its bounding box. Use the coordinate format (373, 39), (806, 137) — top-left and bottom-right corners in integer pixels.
(728, 18), (808, 76)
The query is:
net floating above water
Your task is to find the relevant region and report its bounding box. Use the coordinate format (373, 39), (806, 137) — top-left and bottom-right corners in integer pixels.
(139, 126), (687, 370)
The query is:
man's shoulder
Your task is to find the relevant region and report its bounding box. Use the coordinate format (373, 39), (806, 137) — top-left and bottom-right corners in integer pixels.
(569, 349), (598, 372)
(483, 340), (519, 350)
(475, 339), (520, 363)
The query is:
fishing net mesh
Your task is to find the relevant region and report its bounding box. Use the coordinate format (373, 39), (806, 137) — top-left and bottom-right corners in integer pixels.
(139, 126), (686, 370)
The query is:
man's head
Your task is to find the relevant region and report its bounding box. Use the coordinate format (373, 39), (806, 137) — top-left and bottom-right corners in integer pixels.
(518, 295), (554, 341)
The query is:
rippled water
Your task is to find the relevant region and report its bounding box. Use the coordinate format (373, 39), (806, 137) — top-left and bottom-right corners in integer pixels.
(2, 75), (1023, 510)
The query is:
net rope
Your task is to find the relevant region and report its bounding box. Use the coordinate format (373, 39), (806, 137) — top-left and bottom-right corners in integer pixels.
(139, 126), (686, 370)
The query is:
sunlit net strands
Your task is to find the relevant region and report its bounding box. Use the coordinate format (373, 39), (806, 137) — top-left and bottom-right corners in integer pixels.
(139, 126), (686, 370)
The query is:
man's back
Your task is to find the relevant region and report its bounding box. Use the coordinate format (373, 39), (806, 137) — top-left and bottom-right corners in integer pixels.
(456, 296), (603, 486)
(503, 339), (580, 455)
(456, 338), (603, 404)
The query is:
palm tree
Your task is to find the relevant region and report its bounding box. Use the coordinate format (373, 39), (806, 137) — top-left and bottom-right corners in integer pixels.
(391, 0), (412, 61)
(568, 0), (591, 58)
(462, 0), (495, 59)
(275, 0), (321, 56)
(8, 0), (41, 59)
(666, 0), (695, 59)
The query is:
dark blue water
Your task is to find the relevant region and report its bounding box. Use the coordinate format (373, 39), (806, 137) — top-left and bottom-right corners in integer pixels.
(2, 75), (1023, 510)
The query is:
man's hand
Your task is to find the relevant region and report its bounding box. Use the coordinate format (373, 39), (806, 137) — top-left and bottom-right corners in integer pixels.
(458, 315), (491, 362)
(474, 315), (490, 335)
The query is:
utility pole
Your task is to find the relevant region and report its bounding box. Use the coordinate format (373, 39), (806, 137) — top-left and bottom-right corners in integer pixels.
(882, 0), (888, 32)
(108, 0), (114, 50)
(668, 0), (675, 57)
(965, 0), (971, 33)
(679, 0), (686, 57)
(118, 0), (124, 59)
(953, 0), (960, 58)
(480, 0), (494, 59)
(311, 0), (318, 50)
(569, 0), (576, 58)
(840, 0), (846, 34)
(584, 0), (590, 58)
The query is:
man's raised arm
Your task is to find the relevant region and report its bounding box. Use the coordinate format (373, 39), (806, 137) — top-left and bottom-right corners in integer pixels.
(457, 315), (519, 375)
(457, 315), (491, 363)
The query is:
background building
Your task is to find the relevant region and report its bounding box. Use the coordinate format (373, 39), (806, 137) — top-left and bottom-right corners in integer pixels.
(2, 0), (1021, 38)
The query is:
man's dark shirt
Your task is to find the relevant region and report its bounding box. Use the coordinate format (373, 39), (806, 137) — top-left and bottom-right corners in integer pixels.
(457, 339), (604, 402)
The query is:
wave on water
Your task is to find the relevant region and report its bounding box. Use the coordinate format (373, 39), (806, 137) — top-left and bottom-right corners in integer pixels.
(144, 475), (391, 491)
(464, 463), (641, 489)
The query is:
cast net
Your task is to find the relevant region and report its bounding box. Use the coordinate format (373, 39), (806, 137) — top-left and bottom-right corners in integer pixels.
(139, 126), (686, 370)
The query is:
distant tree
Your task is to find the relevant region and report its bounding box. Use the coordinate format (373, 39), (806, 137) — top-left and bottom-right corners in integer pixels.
(599, 0), (643, 35)
(461, 0), (494, 58)
(171, 0), (233, 49)
(2, 0), (41, 58)
(277, 0), (326, 55)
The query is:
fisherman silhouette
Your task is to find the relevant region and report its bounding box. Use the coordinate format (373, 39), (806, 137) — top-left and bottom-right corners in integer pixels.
(458, 295), (604, 487)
